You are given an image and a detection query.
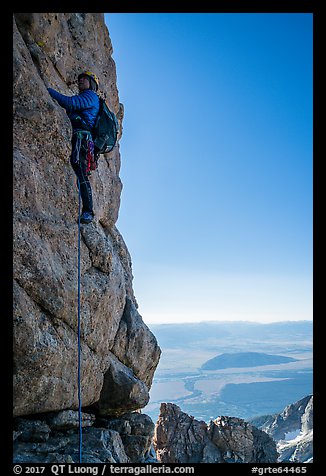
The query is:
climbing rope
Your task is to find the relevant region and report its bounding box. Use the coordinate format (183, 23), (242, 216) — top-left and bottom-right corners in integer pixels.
(77, 178), (83, 463)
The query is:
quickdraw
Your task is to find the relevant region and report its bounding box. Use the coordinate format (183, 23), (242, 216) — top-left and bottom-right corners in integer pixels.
(86, 138), (97, 175)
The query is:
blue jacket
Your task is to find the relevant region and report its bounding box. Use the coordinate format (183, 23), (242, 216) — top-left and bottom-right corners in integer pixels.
(48, 88), (100, 132)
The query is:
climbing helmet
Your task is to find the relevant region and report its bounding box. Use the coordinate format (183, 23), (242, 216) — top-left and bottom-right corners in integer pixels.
(78, 71), (99, 90)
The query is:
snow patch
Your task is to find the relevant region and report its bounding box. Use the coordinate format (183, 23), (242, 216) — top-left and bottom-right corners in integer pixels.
(283, 429), (301, 442)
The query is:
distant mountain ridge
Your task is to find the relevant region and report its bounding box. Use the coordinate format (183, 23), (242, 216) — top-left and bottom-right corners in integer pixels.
(201, 352), (297, 370)
(249, 395), (313, 463)
(149, 321), (313, 350)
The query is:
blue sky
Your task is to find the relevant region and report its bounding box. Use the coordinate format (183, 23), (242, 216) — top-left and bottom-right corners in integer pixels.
(104, 13), (313, 325)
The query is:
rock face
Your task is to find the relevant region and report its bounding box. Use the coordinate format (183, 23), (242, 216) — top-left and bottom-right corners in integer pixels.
(13, 12), (161, 419)
(14, 410), (157, 463)
(13, 12), (161, 463)
(154, 403), (278, 463)
(251, 395), (313, 463)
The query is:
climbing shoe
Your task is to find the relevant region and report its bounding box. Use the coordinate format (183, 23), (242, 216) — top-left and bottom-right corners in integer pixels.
(79, 211), (94, 224)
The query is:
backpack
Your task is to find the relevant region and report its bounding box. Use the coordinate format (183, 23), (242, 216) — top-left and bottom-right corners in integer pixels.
(92, 97), (119, 155)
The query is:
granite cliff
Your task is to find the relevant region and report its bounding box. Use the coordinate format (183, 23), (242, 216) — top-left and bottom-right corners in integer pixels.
(13, 12), (161, 462)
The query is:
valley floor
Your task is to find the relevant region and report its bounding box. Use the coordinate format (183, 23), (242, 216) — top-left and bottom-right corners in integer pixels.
(144, 348), (312, 423)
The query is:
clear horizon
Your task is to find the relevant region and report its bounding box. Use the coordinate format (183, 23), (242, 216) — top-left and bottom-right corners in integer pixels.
(147, 318), (313, 326)
(105, 13), (313, 325)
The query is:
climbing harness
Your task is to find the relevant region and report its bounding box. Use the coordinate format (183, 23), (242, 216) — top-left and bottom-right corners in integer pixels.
(77, 178), (83, 463)
(72, 130), (96, 175)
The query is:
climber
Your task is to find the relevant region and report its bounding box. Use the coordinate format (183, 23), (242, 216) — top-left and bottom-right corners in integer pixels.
(47, 71), (100, 224)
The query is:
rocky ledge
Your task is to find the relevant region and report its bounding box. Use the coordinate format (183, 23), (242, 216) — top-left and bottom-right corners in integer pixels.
(13, 410), (157, 463)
